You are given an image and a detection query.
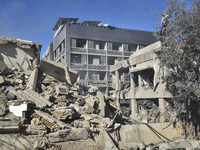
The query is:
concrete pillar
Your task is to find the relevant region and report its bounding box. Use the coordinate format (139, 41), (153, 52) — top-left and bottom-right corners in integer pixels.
(27, 67), (38, 90)
(97, 91), (106, 117)
(115, 70), (120, 91)
(159, 98), (168, 122)
(130, 75), (137, 120)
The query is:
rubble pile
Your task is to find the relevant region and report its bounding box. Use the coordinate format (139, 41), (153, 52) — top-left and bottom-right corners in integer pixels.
(1, 36), (200, 149)
(0, 56), (122, 149)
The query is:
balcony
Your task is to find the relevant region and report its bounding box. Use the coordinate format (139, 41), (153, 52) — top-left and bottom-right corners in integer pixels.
(87, 80), (107, 87)
(124, 51), (133, 56)
(70, 63), (87, 70)
(71, 47), (87, 53)
(88, 48), (106, 55)
(107, 50), (123, 56)
(88, 64), (106, 70)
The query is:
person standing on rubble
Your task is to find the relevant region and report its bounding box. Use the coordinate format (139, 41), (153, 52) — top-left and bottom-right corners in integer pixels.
(160, 10), (169, 35)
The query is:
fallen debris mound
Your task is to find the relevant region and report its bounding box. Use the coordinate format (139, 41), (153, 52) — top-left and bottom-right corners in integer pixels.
(0, 36), (199, 150)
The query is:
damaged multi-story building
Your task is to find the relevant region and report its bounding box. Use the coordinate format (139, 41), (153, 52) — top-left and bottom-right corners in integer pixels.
(110, 41), (172, 121)
(43, 17), (157, 93)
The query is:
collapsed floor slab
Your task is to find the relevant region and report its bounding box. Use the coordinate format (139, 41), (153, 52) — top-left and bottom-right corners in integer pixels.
(119, 122), (183, 145)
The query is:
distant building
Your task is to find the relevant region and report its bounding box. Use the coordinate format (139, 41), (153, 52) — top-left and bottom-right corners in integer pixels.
(43, 17), (157, 93)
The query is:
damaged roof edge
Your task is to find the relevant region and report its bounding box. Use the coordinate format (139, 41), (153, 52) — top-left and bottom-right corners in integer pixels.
(0, 36), (42, 50)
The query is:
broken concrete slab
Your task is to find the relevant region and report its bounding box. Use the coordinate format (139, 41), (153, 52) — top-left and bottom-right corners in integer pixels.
(39, 58), (78, 85)
(119, 123), (184, 145)
(15, 89), (52, 108)
(74, 120), (91, 128)
(0, 91), (7, 116)
(0, 60), (7, 74)
(64, 65), (79, 85)
(27, 67), (38, 90)
(34, 110), (66, 130)
(50, 105), (78, 120)
(97, 127), (118, 150)
(48, 128), (90, 143)
(0, 119), (20, 133)
(0, 134), (34, 150)
(97, 91), (106, 117)
(0, 36), (41, 71)
(34, 140), (62, 150)
(26, 124), (47, 136)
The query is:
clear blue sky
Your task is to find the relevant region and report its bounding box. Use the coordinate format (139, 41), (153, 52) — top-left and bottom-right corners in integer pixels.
(0, 0), (168, 57)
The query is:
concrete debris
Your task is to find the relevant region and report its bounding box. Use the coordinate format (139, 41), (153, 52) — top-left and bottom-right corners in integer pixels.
(0, 60), (7, 74)
(39, 58), (79, 85)
(34, 140), (62, 150)
(0, 36), (41, 71)
(0, 119), (20, 133)
(15, 89), (52, 108)
(0, 37), (198, 149)
(88, 85), (98, 94)
(48, 128), (90, 143)
(27, 67), (38, 90)
(34, 110), (66, 130)
(55, 85), (69, 96)
(8, 100), (35, 118)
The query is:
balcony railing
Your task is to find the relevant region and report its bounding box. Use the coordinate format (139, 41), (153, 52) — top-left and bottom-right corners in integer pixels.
(107, 50), (123, 56)
(71, 47), (87, 53)
(70, 63), (87, 70)
(88, 64), (106, 70)
(124, 51), (133, 56)
(88, 48), (106, 55)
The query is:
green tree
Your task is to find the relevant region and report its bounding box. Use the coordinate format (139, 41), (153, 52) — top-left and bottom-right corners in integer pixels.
(155, 0), (200, 137)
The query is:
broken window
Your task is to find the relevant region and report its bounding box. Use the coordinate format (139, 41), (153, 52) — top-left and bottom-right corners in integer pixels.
(129, 44), (138, 52)
(54, 50), (57, 58)
(79, 71), (87, 80)
(76, 39), (87, 48)
(139, 69), (154, 88)
(107, 57), (118, 65)
(61, 40), (65, 50)
(139, 45), (146, 49)
(112, 42), (122, 51)
(71, 54), (81, 63)
(88, 71), (106, 80)
(133, 73), (139, 87)
(88, 55), (101, 65)
(94, 41), (106, 50)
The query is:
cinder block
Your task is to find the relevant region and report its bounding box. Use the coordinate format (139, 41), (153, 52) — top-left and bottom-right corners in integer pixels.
(55, 85), (69, 96)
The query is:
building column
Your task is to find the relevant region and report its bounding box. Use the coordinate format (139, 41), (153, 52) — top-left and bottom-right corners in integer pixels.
(115, 69), (120, 109)
(159, 98), (168, 122)
(130, 74), (137, 120)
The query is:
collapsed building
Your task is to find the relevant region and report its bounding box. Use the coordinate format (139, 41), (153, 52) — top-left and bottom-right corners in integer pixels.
(110, 41), (173, 122)
(0, 36), (199, 150)
(42, 17), (157, 94)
